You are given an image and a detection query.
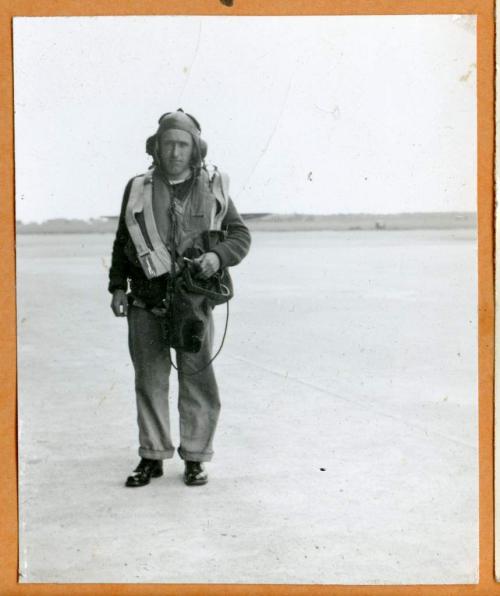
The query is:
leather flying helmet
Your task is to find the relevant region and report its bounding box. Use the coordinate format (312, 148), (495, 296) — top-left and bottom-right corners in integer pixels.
(146, 108), (207, 168)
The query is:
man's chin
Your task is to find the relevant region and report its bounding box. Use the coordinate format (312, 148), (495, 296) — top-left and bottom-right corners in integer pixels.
(164, 165), (190, 178)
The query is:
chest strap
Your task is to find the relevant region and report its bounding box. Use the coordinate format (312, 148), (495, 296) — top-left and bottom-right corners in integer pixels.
(209, 168), (230, 230)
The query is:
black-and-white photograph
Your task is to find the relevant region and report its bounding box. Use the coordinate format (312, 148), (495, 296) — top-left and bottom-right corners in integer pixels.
(15, 15), (477, 584)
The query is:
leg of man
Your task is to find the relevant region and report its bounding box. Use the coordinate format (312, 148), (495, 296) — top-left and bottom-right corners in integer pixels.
(128, 305), (175, 460)
(177, 313), (221, 462)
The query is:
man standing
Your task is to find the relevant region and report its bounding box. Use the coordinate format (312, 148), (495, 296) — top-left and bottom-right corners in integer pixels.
(108, 109), (251, 487)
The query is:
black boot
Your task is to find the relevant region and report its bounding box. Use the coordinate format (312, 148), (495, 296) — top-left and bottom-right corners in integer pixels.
(125, 458), (163, 487)
(183, 460), (208, 486)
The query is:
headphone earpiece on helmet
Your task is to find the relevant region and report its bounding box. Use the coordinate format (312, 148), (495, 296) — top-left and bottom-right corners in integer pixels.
(199, 138), (208, 159)
(146, 134), (156, 157)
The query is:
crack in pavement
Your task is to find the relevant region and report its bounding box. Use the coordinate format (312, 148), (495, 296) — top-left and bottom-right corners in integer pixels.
(228, 354), (476, 452)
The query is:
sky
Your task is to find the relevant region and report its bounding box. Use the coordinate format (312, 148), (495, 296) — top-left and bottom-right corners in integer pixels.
(13, 15), (476, 223)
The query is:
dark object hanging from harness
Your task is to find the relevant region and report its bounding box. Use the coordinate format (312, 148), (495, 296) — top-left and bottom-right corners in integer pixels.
(166, 279), (208, 353)
(164, 202), (233, 355)
(164, 250), (231, 353)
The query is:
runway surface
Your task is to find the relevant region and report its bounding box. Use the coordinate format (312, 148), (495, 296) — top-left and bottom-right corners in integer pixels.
(16, 229), (478, 584)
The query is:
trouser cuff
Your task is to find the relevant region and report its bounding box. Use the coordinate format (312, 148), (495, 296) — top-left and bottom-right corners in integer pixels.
(178, 446), (213, 462)
(139, 447), (175, 460)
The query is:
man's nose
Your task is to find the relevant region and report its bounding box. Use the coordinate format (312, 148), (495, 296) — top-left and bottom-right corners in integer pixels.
(171, 144), (180, 158)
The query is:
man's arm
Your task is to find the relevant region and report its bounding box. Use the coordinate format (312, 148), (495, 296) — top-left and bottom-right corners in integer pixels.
(109, 179), (134, 317)
(108, 178), (134, 294)
(210, 198), (251, 268)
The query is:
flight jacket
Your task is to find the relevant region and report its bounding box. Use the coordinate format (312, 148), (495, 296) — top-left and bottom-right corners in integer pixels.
(108, 170), (252, 308)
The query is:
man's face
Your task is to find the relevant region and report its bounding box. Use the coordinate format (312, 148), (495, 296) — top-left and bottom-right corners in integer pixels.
(159, 129), (194, 179)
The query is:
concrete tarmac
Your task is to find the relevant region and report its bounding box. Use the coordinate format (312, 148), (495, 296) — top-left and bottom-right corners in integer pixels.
(16, 229), (478, 584)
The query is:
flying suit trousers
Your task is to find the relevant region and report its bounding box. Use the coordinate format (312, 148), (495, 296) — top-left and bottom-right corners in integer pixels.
(127, 304), (221, 462)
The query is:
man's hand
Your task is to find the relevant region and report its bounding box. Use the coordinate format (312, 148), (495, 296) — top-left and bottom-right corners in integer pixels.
(193, 252), (221, 279)
(111, 289), (128, 317)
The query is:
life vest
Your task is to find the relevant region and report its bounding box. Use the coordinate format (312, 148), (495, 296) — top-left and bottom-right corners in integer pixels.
(125, 167), (229, 280)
